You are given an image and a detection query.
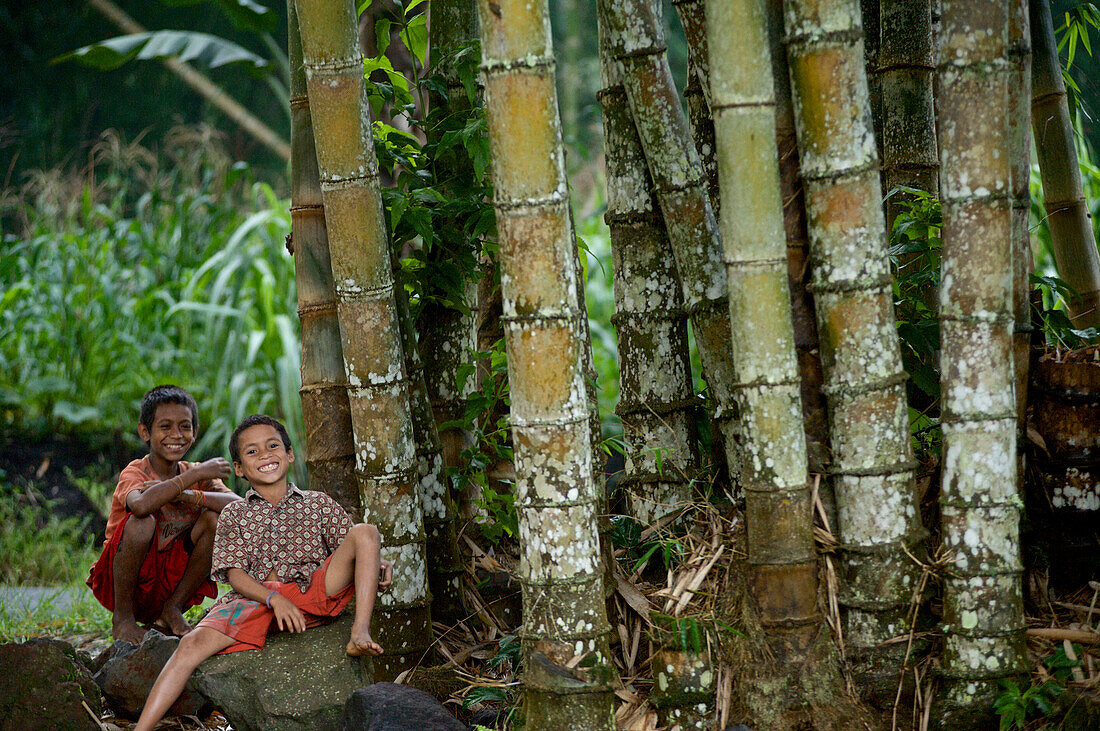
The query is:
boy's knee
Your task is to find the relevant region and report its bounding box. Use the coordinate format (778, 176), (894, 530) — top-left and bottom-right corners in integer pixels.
(353, 523), (380, 547)
(120, 514), (155, 543)
(197, 509), (219, 534)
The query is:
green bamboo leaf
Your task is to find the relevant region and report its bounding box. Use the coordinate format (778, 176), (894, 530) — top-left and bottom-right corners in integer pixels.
(57, 31), (269, 76)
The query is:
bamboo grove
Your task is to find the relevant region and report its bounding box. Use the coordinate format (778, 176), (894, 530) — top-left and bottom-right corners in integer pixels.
(283, 0), (1099, 727)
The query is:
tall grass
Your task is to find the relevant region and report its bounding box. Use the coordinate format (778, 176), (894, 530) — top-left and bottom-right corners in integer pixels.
(0, 126), (306, 485)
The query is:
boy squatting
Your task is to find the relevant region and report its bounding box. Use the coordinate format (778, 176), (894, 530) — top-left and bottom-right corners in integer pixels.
(134, 414), (393, 731)
(87, 385), (239, 643)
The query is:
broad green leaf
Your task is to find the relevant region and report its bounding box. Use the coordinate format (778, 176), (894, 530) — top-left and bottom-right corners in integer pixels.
(58, 31), (269, 76)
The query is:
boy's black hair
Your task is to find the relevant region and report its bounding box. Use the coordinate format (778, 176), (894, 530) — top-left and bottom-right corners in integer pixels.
(229, 414), (292, 464)
(139, 385), (199, 437)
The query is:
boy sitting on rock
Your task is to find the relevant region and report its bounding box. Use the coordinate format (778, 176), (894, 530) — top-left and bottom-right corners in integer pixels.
(133, 414), (392, 731)
(88, 385), (239, 643)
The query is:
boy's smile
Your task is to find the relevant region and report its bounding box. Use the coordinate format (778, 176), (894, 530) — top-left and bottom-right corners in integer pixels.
(139, 403), (196, 475)
(234, 424), (294, 489)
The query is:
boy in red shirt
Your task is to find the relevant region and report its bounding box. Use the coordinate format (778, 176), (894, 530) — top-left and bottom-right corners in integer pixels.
(133, 414), (392, 731)
(87, 385), (240, 643)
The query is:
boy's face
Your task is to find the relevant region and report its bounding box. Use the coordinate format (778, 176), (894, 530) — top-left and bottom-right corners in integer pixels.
(233, 424), (294, 488)
(139, 403), (196, 465)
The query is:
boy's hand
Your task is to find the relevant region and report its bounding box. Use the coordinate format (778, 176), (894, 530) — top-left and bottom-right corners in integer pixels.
(192, 457), (231, 482)
(270, 593), (307, 633)
(379, 559), (393, 591)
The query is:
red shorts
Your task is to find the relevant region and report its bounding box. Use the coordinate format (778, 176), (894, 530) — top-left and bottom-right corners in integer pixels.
(196, 554), (354, 654)
(86, 512), (216, 624)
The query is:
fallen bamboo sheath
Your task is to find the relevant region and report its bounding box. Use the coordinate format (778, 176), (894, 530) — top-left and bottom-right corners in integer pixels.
(1027, 627), (1100, 644)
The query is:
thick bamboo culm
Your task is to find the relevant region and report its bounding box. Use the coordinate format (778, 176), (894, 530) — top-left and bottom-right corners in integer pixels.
(418, 0), (479, 623)
(1009, 0), (1032, 484)
(602, 0), (742, 500)
(709, 0), (819, 663)
(935, 0), (1028, 718)
(1030, 0), (1100, 329)
(475, 0), (617, 726)
(878, 0), (938, 228)
(782, 0), (924, 654)
(294, 0), (431, 678)
(597, 9), (697, 527)
(287, 0), (359, 516)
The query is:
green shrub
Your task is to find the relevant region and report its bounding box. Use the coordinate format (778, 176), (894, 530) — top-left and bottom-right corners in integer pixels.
(0, 127), (305, 484)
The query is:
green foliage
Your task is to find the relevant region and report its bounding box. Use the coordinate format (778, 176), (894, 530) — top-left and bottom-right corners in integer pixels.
(994, 644), (1083, 730)
(58, 31), (270, 76)
(0, 128), (306, 484)
(1030, 273), (1100, 348)
(0, 482), (99, 587)
(1057, 2), (1100, 122)
(610, 514), (687, 575)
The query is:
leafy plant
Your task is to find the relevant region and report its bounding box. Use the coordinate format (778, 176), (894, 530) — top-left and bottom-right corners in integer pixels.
(994, 644), (1083, 730)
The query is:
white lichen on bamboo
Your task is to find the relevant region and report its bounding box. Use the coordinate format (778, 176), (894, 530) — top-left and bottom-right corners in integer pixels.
(782, 0), (924, 654)
(295, 0), (430, 677)
(476, 0), (617, 726)
(935, 0), (1028, 715)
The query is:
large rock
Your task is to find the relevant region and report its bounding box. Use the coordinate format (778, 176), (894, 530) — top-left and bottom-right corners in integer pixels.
(0, 638), (104, 731)
(93, 630), (208, 719)
(193, 612), (372, 731)
(338, 682), (466, 731)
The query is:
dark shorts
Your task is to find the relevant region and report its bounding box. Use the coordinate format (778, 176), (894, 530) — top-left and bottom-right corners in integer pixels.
(196, 554), (354, 654)
(86, 511), (215, 624)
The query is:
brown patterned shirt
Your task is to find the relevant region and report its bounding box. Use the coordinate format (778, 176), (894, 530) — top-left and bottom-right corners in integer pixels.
(210, 484), (352, 603)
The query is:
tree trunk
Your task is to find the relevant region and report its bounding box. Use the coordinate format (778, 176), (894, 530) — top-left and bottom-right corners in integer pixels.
(419, 0), (480, 624)
(710, 0), (819, 665)
(783, 0), (924, 677)
(934, 0), (1029, 723)
(475, 0), (617, 725)
(287, 0), (359, 515)
(879, 0), (939, 229)
(602, 0), (741, 499)
(1030, 0), (1100, 328)
(1009, 0), (1032, 488)
(295, 0), (430, 679)
(769, 0), (831, 489)
(598, 15), (697, 526)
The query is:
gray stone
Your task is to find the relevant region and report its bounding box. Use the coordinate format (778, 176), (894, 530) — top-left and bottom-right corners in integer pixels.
(93, 629), (208, 720)
(0, 638), (104, 731)
(194, 612), (373, 731)
(338, 682), (466, 731)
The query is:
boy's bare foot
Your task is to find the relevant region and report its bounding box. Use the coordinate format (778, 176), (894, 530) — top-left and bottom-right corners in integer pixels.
(158, 607), (194, 637)
(346, 625), (383, 656)
(112, 618), (147, 645)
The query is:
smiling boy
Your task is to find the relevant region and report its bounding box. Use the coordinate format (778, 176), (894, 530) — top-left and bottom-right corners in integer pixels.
(133, 414), (392, 731)
(87, 385), (239, 643)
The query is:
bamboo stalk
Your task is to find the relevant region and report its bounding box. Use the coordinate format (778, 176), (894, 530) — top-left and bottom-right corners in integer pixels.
(602, 0), (741, 499)
(936, 0), (1029, 719)
(287, 0), (359, 515)
(878, 0), (939, 228)
(295, 0), (430, 678)
(597, 12), (697, 526)
(783, 0), (924, 660)
(711, 0), (819, 664)
(475, 0), (617, 725)
(1030, 0), (1100, 328)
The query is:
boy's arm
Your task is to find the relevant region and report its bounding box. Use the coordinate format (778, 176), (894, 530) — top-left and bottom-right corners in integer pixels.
(178, 488), (241, 513)
(226, 568), (307, 633)
(125, 458), (231, 517)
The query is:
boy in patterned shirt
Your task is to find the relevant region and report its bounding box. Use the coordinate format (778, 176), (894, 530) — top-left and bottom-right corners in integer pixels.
(134, 414), (392, 731)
